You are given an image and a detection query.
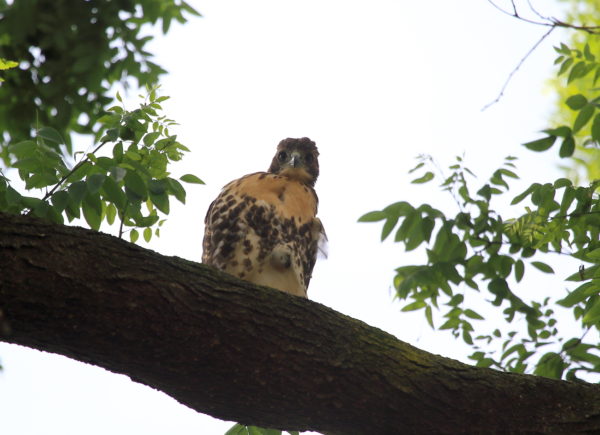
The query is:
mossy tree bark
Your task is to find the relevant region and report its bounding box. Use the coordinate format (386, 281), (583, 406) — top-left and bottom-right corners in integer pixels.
(1, 212), (600, 434)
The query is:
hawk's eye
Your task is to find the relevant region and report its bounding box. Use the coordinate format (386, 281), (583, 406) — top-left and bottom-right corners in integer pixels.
(305, 154), (313, 164)
(278, 151), (288, 162)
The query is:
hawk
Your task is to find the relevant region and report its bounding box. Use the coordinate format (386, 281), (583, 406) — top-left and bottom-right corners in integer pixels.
(202, 137), (325, 298)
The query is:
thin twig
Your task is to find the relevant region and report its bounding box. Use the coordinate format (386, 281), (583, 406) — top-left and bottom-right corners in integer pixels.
(482, 26), (555, 111)
(486, 0), (549, 26)
(486, 0), (600, 32)
(526, 0), (550, 22)
(118, 203), (128, 239)
(25, 140), (110, 216)
(510, 0), (518, 16)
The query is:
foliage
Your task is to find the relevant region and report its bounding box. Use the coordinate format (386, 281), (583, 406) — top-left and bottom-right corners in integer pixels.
(360, 17), (600, 381)
(0, 57), (17, 82)
(0, 0), (199, 156)
(550, 0), (600, 180)
(225, 424), (299, 435)
(0, 85), (203, 241)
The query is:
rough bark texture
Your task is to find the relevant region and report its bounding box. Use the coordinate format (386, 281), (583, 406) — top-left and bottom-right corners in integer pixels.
(1, 211), (600, 434)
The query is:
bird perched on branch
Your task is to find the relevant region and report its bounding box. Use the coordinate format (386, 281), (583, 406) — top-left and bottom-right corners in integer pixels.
(202, 137), (326, 298)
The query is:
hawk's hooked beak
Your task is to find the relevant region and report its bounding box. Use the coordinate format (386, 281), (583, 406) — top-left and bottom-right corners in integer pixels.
(289, 152), (302, 168)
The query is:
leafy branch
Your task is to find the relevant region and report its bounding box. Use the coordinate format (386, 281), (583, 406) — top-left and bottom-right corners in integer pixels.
(487, 0), (600, 34)
(483, 0), (600, 110)
(360, 151), (600, 380)
(0, 86), (204, 243)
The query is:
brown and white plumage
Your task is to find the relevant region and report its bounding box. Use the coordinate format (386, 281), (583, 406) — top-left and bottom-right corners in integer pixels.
(202, 137), (325, 298)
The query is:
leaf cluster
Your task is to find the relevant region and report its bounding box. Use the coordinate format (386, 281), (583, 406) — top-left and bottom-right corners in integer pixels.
(360, 154), (600, 380)
(0, 0), (200, 155)
(0, 87), (203, 242)
(523, 42), (600, 160)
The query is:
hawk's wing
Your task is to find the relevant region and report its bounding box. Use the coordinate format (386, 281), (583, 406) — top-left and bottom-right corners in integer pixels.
(203, 172), (324, 297)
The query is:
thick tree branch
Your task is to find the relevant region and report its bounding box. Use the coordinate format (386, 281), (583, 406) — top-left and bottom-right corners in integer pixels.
(1, 212), (600, 434)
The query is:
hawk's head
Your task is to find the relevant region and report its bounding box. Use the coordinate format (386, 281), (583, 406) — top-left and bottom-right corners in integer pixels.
(268, 137), (319, 186)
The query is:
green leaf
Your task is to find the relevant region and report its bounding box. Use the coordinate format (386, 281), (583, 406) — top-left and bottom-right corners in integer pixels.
(411, 171), (434, 184)
(499, 168), (518, 179)
(558, 57), (574, 76)
(592, 113), (600, 144)
(566, 94), (588, 110)
(565, 265), (599, 282)
(401, 301), (427, 312)
(68, 181), (88, 205)
(124, 171), (148, 199)
(425, 305), (434, 328)
(0, 58), (18, 70)
(568, 61), (588, 83)
(543, 126), (571, 137)
(554, 178), (572, 188)
(248, 427), (281, 435)
(224, 424), (247, 435)
(464, 309), (484, 320)
(573, 104), (595, 133)
(13, 157), (41, 173)
(583, 298), (600, 325)
(560, 186), (575, 215)
(113, 141), (124, 161)
(143, 131), (161, 146)
(111, 166), (127, 182)
(358, 211), (386, 222)
(4, 185), (22, 206)
(101, 176), (127, 210)
(381, 214), (399, 241)
(37, 126), (65, 145)
(511, 184), (539, 205)
(106, 203), (117, 225)
(148, 179), (168, 195)
(557, 282), (598, 307)
(179, 173), (205, 184)
(143, 227), (152, 242)
(531, 261), (554, 274)
(488, 279), (510, 306)
(150, 191), (170, 214)
(584, 43), (595, 61)
(534, 352), (566, 379)
(9, 140), (37, 158)
(51, 190), (70, 213)
(130, 229), (140, 243)
(87, 173), (106, 194)
(409, 162), (425, 173)
(559, 136), (575, 158)
(82, 196), (102, 230)
(103, 128), (119, 143)
(166, 177), (186, 204)
(84, 193), (103, 216)
(523, 136), (556, 152)
(515, 259), (525, 283)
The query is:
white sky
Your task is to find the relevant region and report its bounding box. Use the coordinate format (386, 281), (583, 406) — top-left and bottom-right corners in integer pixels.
(0, 1), (579, 434)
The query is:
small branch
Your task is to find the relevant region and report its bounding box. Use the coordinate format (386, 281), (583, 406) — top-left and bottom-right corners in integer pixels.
(483, 0), (600, 110)
(526, 0), (550, 22)
(482, 26), (555, 111)
(25, 140), (110, 216)
(486, 0), (549, 26)
(118, 203), (128, 239)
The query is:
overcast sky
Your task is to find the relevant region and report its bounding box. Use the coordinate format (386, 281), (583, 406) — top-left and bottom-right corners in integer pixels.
(0, 1), (575, 434)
